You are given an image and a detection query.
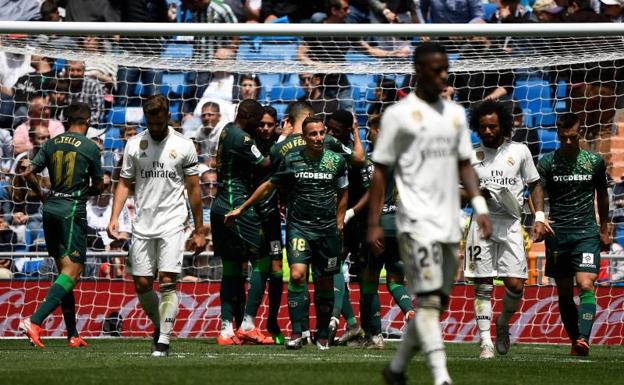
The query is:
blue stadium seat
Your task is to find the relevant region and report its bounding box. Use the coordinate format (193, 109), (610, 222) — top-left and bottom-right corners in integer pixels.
(347, 74), (375, 93)
(271, 103), (289, 121)
(270, 85), (304, 102)
(160, 72), (187, 98)
(161, 42), (193, 60)
(104, 126), (123, 150)
(110, 106), (127, 125)
(538, 128), (559, 153)
(513, 79), (553, 114)
(24, 228), (45, 251)
(483, 3), (498, 21)
(346, 50), (375, 64)
(258, 73), (284, 95)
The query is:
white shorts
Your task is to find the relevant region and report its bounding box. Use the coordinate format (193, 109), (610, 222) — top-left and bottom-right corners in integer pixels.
(127, 230), (187, 276)
(398, 232), (459, 296)
(463, 216), (528, 279)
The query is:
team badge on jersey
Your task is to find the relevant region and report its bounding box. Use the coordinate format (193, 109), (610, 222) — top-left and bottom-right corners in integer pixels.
(452, 116), (461, 129)
(412, 110), (422, 122)
(140, 140), (148, 150)
(507, 156), (515, 166)
(169, 149), (177, 159)
(244, 135), (252, 143)
(476, 151), (485, 161)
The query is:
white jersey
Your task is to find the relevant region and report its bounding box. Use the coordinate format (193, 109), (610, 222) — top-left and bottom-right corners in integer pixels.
(372, 93), (473, 243)
(120, 128), (199, 239)
(471, 141), (539, 217)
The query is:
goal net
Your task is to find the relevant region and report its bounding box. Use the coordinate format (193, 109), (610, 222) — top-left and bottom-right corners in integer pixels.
(1, 23), (624, 344)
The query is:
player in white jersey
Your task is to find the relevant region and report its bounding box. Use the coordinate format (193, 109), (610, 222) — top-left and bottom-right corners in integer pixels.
(108, 95), (206, 357)
(367, 42), (492, 385)
(463, 100), (550, 359)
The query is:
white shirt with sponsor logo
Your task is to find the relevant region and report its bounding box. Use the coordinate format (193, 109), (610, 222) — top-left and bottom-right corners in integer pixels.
(471, 141), (540, 217)
(372, 93), (473, 243)
(120, 128), (199, 239)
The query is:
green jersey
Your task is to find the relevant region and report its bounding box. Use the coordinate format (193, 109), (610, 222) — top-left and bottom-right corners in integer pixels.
(269, 133), (353, 171)
(31, 131), (103, 215)
(212, 123), (265, 215)
(252, 137), (278, 221)
(537, 149), (607, 233)
(271, 148), (348, 233)
(380, 167), (399, 236)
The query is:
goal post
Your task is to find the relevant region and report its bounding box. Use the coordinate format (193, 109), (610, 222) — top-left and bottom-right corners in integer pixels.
(0, 22), (624, 343)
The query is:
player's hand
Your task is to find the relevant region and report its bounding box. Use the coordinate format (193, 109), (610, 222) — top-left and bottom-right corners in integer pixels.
(337, 221), (344, 240)
(191, 229), (207, 255)
(479, 188), (492, 200)
(107, 219), (120, 240)
(344, 208), (355, 225)
(476, 214), (492, 239)
(531, 221), (549, 243)
(600, 227), (611, 252)
(224, 208), (243, 227)
(367, 224), (385, 257)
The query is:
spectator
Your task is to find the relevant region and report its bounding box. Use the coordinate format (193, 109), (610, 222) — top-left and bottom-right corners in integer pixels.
(532, 0), (565, 22)
(193, 101), (223, 162)
(235, 74), (261, 102)
(0, 127), (11, 171)
(82, 36), (118, 105)
(489, 0), (531, 23)
(66, 60), (105, 128)
(298, 73), (339, 120)
(370, 0), (420, 24)
(564, 0), (611, 21)
(48, 77), (70, 121)
(298, 0), (410, 111)
(261, 0), (322, 22)
(40, 0), (62, 21)
(421, 0), (484, 23)
(64, 0), (121, 21)
(368, 77), (398, 116)
(111, 124), (139, 183)
(0, 0), (41, 21)
(0, 49), (31, 129)
(600, 0), (624, 21)
(223, 0), (261, 22)
(13, 95), (65, 155)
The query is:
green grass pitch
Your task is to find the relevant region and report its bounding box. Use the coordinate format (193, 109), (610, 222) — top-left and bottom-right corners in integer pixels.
(1, 339), (622, 385)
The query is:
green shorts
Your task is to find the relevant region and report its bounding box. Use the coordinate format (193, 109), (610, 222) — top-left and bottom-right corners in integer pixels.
(287, 226), (341, 277)
(42, 207), (87, 264)
(211, 210), (263, 262)
(261, 212), (283, 261)
(365, 236), (404, 277)
(545, 232), (600, 278)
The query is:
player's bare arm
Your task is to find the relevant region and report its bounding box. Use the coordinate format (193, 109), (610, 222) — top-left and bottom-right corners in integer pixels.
(528, 180), (551, 242)
(349, 120), (366, 167)
(224, 180), (277, 226)
(185, 174), (206, 253)
(597, 182), (611, 251)
(366, 163), (388, 256)
(107, 176), (132, 240)
(21, 163), (46, 203)
(336, 187), (348, 239)
(459, 159), (492, 239)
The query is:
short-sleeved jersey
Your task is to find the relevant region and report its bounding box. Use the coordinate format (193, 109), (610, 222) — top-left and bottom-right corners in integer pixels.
(31, 131), (103, 214)
(269, 132), (353, 172)
(471, 141), (540, 217)
(121, 128), (199, 239)
(345, 138), (372, 208)
(252, 137), (278, 221)
(537, 149), (607, 233)
(372, 93), (472, 243)
(212, 123), (265, 215)
(380, 167), (399, 237)
(271, 149), (348, 234)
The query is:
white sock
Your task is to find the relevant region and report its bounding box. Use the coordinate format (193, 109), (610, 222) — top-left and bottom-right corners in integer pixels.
(474, 284), (493, 346)
(498, 287), (523, 326)
(302, 330), (310, 338)
(390, 317), (420, 373)
(241, 314), (256, 331)
(158, 283), (179, 345)
(416, 307), (451, 385)
(137, 289), (160, 327)
(221, 320), (234, 338)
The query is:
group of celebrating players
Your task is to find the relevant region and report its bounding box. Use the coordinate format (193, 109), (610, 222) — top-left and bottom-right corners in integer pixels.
(17, 42), (610, 385)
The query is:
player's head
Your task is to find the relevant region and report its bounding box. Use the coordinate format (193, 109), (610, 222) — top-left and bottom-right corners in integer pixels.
(556, 112), (582, 150)
(235, 99), (264, 134)
(366, 114), (381, 145)
(143, 94), (170, 140)
(470, 100), (513, 148)
(285, 101), (315, 133)
(413, 42), (449, 99)
(302, 116), (326, 153)
(65, 101), (91, 133)
(326, 109), (353, 143)
(256, 105), (277, 142)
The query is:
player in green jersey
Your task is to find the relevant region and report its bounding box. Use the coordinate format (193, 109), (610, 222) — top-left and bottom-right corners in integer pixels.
(538, 113), (610, 357)
(225, 116), (349, 350)
(19, 102), (104, 348)
(211, 99), (272, 345)
(358, 114), (414, 349)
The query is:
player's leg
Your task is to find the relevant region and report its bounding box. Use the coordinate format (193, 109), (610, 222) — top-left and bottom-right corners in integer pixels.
(239, 255), (274, 344)
(266, 216), (285, 344)
(384, 238), (414, 318)
(285, 229), (312, 349)
(312, 233), (340, 349)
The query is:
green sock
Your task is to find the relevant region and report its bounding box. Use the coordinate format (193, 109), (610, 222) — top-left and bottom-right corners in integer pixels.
(287, 282), (306, 335)
(245, 257), (270, 319)
(301, 282), (310, 332)
(341, 282), (357, 326)
(388, 281), (414, 314)
(268, 270), (283, 332)
(558, 293), (580, 342)
(332, 272), (346, 318)
(315, 287), (334, 339)
(32, 274), (75, 326)
(61, 290), (78, 338)
(220, 261), (243, 326)
(578, 290), (597, 341)
(361, 280), (381, 335)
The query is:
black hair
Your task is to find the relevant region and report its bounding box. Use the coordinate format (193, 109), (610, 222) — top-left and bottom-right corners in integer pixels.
(236, 99), (264, 127)
(40, 0), (59, 21)
(302, 116), (325, 134)
(201, 101), (220, 112)
(65, 102), (91, 126)
(413, 41), (447, 67)
(469, 100), (513, 138)
(143, 94), (169, 115)
(556, 112), (581, 131)
(285, 101), (315, 123)
(329, 109), (353, 128)
(263, 105), (277, 121)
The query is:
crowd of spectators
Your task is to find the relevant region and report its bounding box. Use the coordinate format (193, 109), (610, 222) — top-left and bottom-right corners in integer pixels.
(0, 0), (623, 281)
